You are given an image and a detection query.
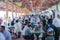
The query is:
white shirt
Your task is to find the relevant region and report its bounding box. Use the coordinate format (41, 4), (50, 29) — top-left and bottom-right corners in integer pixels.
(53, 17), (60, 27)
(14, 22), (22, 33)
(0, 32), (5, 40)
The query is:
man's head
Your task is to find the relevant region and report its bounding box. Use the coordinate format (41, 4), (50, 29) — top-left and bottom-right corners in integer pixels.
(48, 19), (52, 24)
(0, 25), (5, 32)
(16, 20), (18, 23)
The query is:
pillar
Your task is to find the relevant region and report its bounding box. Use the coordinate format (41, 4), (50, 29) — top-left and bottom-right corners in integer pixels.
(6, 0), (8, 21)
(11, 3), (14, 18)
(15, 7), (17, 17)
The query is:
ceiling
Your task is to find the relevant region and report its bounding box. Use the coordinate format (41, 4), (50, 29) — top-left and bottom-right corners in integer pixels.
(0, 0), (60, 12)
(8, 0), (60, 11)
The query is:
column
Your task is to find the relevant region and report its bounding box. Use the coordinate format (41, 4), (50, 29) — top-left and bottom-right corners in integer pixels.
(18, 7), (20, 17)
(15, 7), (17, 17)
(6, 0), (8, 21)
(11, 3), (14, 18)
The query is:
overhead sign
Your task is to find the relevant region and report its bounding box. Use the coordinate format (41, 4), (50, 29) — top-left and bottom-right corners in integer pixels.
(16, 2), (22, 6)
(22, 8), (30, 14)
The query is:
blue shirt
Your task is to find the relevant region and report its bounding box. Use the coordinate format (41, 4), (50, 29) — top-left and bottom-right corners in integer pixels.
(3, 30), (12, 40)
(0, 32), (5, 40)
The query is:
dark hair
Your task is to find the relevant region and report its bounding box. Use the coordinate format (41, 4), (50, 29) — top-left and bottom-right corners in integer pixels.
(1, 26), (5, 29)
(25, 20), (29, 24)
(16, 20), (18, 23)
(48, 19), (52, 24)
(31, 14), (34, 17)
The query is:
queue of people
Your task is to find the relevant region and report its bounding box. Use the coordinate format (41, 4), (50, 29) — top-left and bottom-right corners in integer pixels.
(9, 14), (54, 40)
(0, 10), (60, 40)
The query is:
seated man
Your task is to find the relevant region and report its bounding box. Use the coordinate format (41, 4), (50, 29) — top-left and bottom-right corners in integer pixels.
(1, 25), (12, 40)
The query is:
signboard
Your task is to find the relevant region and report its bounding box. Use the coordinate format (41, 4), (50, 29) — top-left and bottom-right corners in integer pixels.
(16, 2), (22, 6)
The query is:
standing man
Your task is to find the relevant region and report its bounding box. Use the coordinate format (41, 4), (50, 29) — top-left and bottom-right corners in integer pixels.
(1, 25), (12, 40)
(22, 21), (31, 40)
(53, 14), (60, 40)
(14, 20), (22, 38)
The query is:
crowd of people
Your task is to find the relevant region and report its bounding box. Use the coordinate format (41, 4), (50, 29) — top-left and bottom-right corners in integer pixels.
(0, 10), (60, 40)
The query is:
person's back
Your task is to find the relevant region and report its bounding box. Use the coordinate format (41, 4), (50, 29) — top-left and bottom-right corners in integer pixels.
(52, 15), (60, 40)
(22, 25), (31, 40)
(0, 32), (5, 40)
(22, 25), (31, 36)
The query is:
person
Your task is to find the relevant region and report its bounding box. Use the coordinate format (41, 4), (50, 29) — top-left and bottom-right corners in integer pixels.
(53, 14), (60, 40)
(11, 18), (15, 26)
(30, 15), (35, 29)
(22, 21), (31, 40)
(34, 25), (41, 40)
(14, 20), (22, 38)
(42, 16), (46, 27)
(1, 25), (12, 40)
(0, 27), (5, 40)
(7, 17), (11, 26)
(42, 19), (54, 40)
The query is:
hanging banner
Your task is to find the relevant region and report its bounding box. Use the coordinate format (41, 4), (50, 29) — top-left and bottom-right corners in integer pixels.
(16, 2), (22, 6)
(51, 5), (56, 10)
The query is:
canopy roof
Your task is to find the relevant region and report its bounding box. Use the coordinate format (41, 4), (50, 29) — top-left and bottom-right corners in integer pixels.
(9, 0), (60, 11)
(0, 0), (60, 12)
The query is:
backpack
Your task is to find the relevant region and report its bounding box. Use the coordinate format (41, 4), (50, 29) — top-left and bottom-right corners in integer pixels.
(46, 24), (54, 36)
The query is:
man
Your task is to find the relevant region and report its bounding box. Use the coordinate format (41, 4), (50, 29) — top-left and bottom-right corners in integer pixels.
(1, 25), (12, 40)
(0, 27), (5, 40)
(53, 14), (60, 40)
(14, 20), (22, 38)
(30, 15), (35, 29)
(22, 21), (31, 40)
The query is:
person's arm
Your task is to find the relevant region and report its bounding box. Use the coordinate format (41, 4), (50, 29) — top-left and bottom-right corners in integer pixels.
(52, 18), (57, 26)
